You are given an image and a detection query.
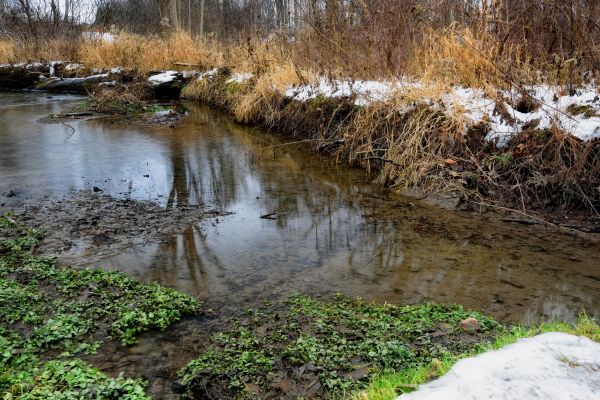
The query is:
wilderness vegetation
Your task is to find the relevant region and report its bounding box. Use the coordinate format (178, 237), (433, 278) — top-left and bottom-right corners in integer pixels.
(2, 1), (600, 217)
(1, 2), (600, 397)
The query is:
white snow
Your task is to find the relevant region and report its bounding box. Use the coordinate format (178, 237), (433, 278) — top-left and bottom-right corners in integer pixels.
(82, 31), (115, 43)
(148, 70), (179, 85)
(65, 63), (85, 71)
(197, 68), (218, 80)
(285, 78), (395, 106)
(226, 72), (253, 84)
(181, 70), (198, 79)
(398, 333), (600, 400)
(283, 77), (600, 145)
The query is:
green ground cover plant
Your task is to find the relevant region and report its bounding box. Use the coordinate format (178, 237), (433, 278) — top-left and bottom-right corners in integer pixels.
(0, 215), (200, 399)
(179, 294), (504, 399)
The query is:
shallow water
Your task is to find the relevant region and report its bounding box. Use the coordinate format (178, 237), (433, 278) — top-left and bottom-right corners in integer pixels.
(1, 92), (599, 325)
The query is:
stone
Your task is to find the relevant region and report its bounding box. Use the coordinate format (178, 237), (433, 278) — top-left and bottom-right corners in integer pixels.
(459, 317), (481, 332)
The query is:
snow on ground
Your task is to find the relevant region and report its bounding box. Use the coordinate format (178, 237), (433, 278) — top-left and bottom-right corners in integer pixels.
(148, 70), (179, 85)
(197, 68), (218, 80)
(285, 78), (395, 106)
(284, 78), (600, 145)
(65, 63), (85, 71)
(398, 333), (600, 400)
(226, 72), (253, 84)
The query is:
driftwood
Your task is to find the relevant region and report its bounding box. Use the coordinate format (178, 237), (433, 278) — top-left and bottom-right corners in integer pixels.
(35, 74), (111, 93)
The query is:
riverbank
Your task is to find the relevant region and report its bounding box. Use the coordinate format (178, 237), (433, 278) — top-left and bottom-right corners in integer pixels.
(181, 67), (600, 237)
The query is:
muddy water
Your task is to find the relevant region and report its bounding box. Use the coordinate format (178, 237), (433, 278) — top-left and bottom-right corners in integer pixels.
(1, 92), (599, 324)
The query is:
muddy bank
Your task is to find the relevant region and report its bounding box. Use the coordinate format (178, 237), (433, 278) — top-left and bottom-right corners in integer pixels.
(2, 191), (222, 258)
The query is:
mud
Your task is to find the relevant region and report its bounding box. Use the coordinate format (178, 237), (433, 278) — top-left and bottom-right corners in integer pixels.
(3, 191), (222, 258)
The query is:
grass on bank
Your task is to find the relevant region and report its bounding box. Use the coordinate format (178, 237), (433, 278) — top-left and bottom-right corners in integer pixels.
(355, 314), (600, 400)
(0, 215), (200, 398)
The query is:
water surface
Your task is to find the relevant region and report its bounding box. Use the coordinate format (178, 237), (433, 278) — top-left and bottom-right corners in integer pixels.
(1, 92), (598, 324)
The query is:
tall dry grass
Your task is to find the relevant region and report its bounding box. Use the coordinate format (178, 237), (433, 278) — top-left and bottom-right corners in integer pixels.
(0, 39), (79, 64)
(79, 32), (225, 71)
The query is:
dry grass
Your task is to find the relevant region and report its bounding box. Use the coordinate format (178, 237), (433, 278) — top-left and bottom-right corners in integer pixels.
(79, 32), (224, 72)
(409, 26), (534, 88)
(0, 41), (15, 63)
(0, 38), (78, 64)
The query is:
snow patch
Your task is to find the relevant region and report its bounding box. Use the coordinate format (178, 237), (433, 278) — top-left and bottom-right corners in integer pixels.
(226, 72), (253, 84)
(82, 31), (115, 43)
(197, 68), (218, 80)
(286, 78), (395, 106)
(65, 63), (85, 71)
(398, 332), (600, 400)
(285, 78), (600, 145)
(148, 70), (179, 85)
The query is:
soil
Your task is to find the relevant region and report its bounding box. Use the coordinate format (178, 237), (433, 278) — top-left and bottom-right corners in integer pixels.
(2, 191), (223, 258)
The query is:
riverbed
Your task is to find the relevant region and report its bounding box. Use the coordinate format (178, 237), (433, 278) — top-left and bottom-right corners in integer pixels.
(1, 92), (598, 396)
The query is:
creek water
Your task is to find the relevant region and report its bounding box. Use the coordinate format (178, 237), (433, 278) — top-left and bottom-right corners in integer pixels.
(1, 92), (599, 324)
(2, 92), (599, 395)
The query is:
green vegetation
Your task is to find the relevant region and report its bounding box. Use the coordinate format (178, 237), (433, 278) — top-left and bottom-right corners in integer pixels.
(566, 104), (600, 119)
(179, 294), (503, 399)
(355, 314), (600, 400)
(0, 215), (200, 399)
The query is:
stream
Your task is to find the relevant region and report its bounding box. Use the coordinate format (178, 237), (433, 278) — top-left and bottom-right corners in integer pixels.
(1, 92), (599, 396)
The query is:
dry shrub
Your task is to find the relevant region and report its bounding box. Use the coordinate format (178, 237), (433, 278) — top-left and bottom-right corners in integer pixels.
(476, 128), (600, 212)
(339, 101), (463, 189)
(88, 81), (152, 114)
(0, 38), (79, 63)
(232, 63), (311, 124)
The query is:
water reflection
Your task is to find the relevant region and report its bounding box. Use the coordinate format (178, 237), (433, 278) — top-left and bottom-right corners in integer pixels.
(0, 93), (598, 323)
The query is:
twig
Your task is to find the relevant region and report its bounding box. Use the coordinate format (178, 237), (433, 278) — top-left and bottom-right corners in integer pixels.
(453, 29), (577, 122)
(61, 121), (76, 141)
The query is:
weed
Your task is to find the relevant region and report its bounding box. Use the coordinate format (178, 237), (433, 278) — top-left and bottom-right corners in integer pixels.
(179, 293), (503, 399)
(0, 216), (200, 398)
